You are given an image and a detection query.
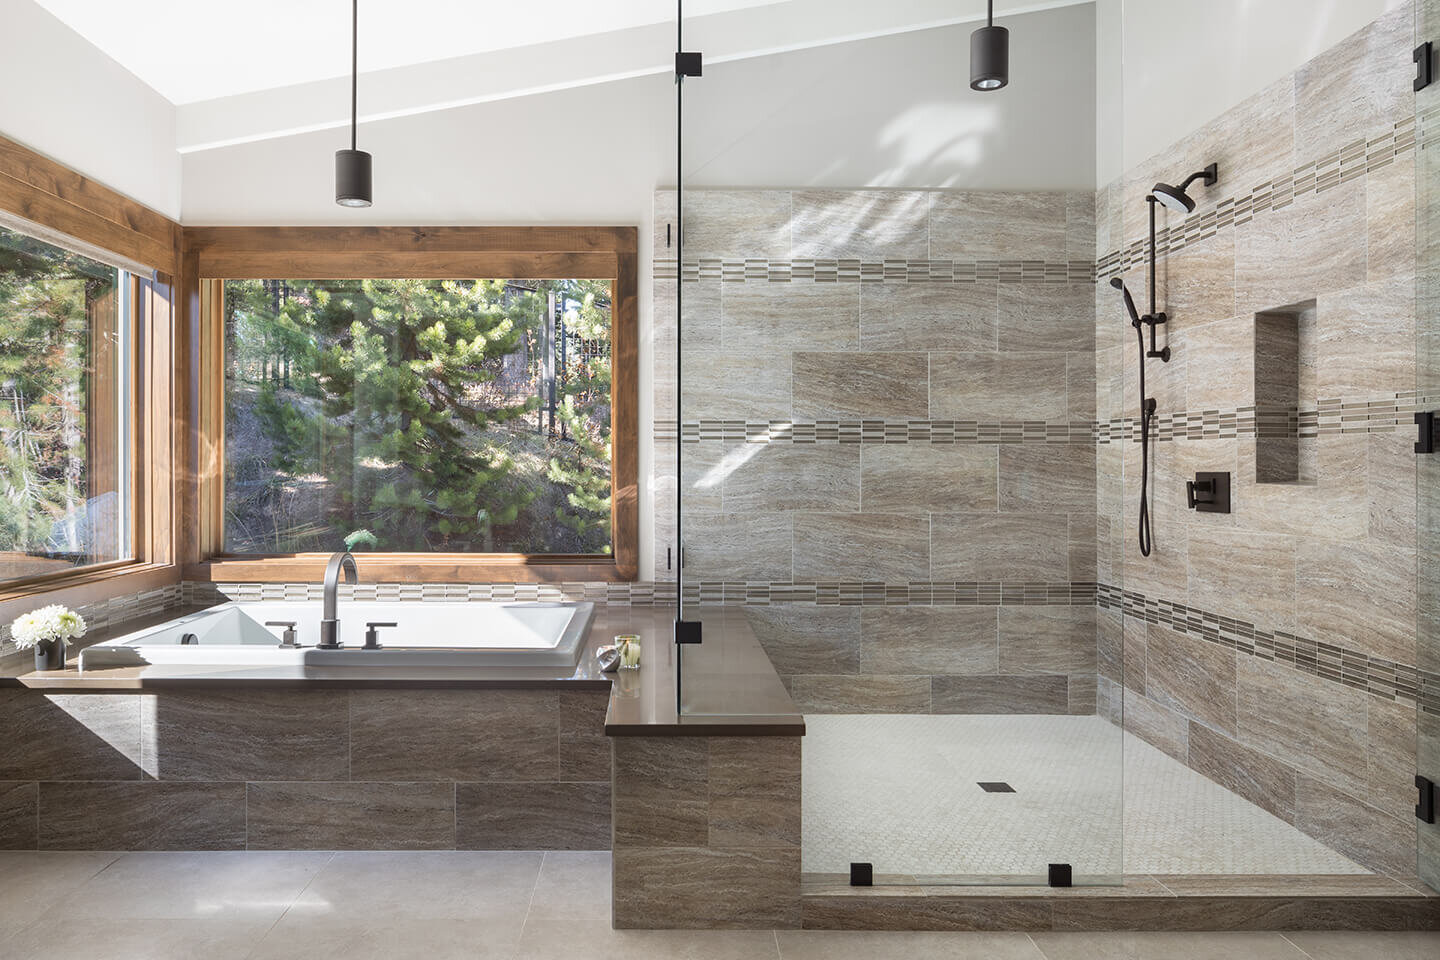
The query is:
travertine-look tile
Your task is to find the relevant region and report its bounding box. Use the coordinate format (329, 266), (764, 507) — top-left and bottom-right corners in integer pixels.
(39, 782), (245, 850)
(792, 513), (930, 582)
(801, 893), (1052, 931)
(1066, 191), (1097, 261)
(1234, 179), (1367, 316)
(680, 190), (792, 259)
(1294, 775), (1414, 878)
(861, 282), (997, 352)
(931, 513), (1069, 582)
(612, 845), (800, 928)
(999, 444), (1097, 514)
(142, 690), (349, 782)
(1367, 155), (1417, 283)
(997, 606), (1097, 675)
(1366, 697), (1419, 824)
(1235, 658), (1370, 801)
(998, 283), (1096, 354)
(791, 189), (930, 259)
(0, 781), (37, 849)
(682, 352), (792, 420)
(1293, 1), (1414, 160)
(929, 191), (1068, 261)
(1159, 230), (1237, 332)
(744, 606), (861, 677)
(611, 738), (708, 847)
(788, 675), (931, 714)
(724, 443), (861, 513)
(930, 352), (1069, 421)
(793, 352), (929, 419)
(1183, 315), (1255, 411)
(350, 690), (558, 782)
(1296, 538), (1415, 665)
(653, 278), (722, 356)
(859, 608), (998, 676)
(861, 446), (998, 514)
(1142, 625), (1237, 737)
(246, 782), (455, 850)
(1186, 527), (1296, 631)
(931, 675), (1070, 715)
(708, 737), (801, 848)
(0, 691), (141, 781)
(1316, 276), (1416, 399)
(1234, 435), (1368, 541)
(558, 690), (612, 784)
(721, 282), (859, 351)
(1123, 690), (1190, 763)
(1369, 431), (1417, 548)
(1187, 722), (1298, 824)
(456, 781), (610, 851)
(684, 512), (793, 581)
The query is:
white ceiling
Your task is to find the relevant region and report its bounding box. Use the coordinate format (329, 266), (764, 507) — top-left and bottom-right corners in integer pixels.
(32, 0), (787, 104)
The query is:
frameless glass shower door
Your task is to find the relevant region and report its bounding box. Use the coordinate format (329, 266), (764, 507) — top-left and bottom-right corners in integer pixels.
(669, 0), (1124, 884)
(1416, 0), (1440, 893)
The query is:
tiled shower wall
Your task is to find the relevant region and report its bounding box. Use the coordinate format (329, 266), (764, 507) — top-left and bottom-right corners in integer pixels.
(653, 187), (1101, 715)
(1095, 1), (1430, 877)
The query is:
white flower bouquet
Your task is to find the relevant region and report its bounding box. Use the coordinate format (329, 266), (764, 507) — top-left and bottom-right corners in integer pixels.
(9, 604), (87, 650)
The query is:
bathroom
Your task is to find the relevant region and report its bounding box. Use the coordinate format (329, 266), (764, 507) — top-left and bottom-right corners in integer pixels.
(0, 0), (1437, 956)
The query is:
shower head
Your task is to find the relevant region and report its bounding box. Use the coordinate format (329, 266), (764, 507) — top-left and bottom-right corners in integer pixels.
(1111, 276), (1141, 327)
(1151, 162), (1219, 215)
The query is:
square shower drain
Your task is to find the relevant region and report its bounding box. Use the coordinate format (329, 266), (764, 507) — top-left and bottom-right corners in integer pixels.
(977, 781), (1015, 793)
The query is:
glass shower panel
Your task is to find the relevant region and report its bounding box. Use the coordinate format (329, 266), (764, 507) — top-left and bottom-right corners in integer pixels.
(671, 1), (1123, 884)
(1416, 0), (1440, 893)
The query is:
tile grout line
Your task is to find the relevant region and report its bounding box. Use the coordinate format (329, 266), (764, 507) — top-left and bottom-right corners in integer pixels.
(517, 850), (546, 942)
(242, 850), (337, 960)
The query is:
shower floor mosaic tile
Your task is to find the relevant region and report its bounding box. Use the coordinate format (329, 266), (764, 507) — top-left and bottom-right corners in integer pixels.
(802, 714), (1369, 878)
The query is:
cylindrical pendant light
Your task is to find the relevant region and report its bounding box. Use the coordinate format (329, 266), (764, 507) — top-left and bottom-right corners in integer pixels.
(335, 0), (372, 207)
(970, 0), (1009, 92)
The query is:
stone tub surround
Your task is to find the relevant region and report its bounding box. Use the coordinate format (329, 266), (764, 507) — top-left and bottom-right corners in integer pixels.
(1095, 2), (1426, 883)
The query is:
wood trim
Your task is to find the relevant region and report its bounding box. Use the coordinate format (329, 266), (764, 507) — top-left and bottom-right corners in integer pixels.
(0, 136), (182, 606)
(182, 225), (641, 583)
(186, 555), (624, 584)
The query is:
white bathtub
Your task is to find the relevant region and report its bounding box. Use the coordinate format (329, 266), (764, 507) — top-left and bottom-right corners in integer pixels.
(77, 601), (596, 671)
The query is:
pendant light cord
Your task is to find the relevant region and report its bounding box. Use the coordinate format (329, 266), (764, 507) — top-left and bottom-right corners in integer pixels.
(988, 0), (994, 27)
(351, 0), (358, 151)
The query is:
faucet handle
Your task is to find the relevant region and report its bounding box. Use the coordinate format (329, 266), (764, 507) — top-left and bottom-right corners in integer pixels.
(363, 622), (397, 651)
(265, 621), (300, 648)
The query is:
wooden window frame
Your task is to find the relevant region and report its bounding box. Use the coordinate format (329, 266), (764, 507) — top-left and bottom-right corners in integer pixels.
(0, 135), (181, 612)
(180, 226), (639, 584)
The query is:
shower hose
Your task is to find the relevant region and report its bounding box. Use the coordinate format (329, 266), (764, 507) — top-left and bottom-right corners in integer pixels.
(1134, 321), (1154, 557)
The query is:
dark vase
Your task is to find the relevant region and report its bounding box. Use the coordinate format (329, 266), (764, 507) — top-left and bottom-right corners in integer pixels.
(33, 638), (65, 672)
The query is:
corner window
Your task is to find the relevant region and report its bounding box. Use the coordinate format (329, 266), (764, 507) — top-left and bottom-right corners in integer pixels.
(221, 277), (613, 556)
(0, 226), (132, 584)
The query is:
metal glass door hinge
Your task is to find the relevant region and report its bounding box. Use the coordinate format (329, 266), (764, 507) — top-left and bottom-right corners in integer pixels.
(1419, 775), (1437, 825)
(676, 51), (703, 78)
(1417, 41), (1434, 91)
(1417, 411), (1438, 453)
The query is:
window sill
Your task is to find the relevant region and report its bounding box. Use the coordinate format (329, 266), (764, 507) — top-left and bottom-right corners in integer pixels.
(185, 553), (633, 584)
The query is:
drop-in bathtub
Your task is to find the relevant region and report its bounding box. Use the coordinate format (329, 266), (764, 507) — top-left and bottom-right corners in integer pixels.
(77, 601), (596, 671)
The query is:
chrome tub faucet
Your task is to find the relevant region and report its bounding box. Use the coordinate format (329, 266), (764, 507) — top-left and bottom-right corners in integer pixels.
(319, 551), (358, 649)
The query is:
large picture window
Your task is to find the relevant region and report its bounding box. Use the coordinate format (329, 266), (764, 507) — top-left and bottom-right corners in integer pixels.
(0, 226), (132, 584)
(223, 277), (613, 556)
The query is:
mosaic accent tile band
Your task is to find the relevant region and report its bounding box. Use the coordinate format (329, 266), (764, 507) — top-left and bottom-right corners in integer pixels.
(654, 393), (1432, 445)
(653, 258), (1095, 284)
(1096, 114), (1417, 280)
(0, 584), (185, 657)
(1098, 583), (1440, 717)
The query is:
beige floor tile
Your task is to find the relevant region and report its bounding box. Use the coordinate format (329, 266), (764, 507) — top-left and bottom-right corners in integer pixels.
(1281, 931), (1440, 960)
(55, 850), (331, 922)
(0, 851), (119, 939)
(1029, 931), (1307, 960)
(2, 918), (266, 960)
(525, 851), (612, 924)
(778, 930), (1045, 959)
(249, 916), (519, 960)
(518, 912), (780, 960)
(291, 850), (542, 923)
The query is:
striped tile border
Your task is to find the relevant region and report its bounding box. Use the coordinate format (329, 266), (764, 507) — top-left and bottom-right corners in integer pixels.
(1096, 114), (1417, 280)
(653, 258), (1095, 284)
(651, 394), (1431, 446)
(1098, 583), (1440, 717)
(195, 580), (676, 607)
(0, 584), (185, 658)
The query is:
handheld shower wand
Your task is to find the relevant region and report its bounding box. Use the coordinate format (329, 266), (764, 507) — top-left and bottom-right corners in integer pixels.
(1111, 277), (1155, 558)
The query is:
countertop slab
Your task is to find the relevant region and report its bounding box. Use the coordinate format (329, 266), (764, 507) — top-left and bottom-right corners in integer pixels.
(0, 603), (804, 737)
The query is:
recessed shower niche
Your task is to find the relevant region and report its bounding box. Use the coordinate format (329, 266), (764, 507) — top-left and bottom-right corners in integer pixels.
(1253, 299), (1317, 484)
